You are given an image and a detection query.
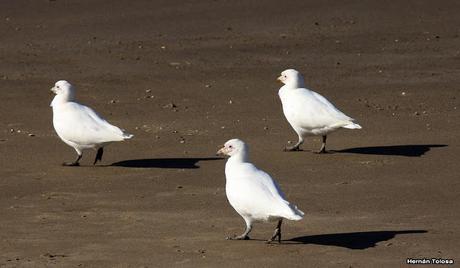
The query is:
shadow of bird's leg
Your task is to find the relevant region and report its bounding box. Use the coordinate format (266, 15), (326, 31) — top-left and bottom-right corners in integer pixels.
(93, 147), (104, 165)
(267, 219), (283, 244)
(316, 135), (327, 154)
(284, 136), (304, 151)
(227, 219), (252, 240)
(63, 153), (82, 166)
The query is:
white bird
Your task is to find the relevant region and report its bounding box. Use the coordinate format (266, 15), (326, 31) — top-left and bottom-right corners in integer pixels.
(277, 69), (362, 153)
(50, 80), (133, 166)
(217, 139), (304, 243)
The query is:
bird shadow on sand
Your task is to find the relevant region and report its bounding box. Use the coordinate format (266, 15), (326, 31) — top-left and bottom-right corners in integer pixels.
(332, 144), (447, 157)
(110, 157), (222, 169)
(286, 230), (427, 249)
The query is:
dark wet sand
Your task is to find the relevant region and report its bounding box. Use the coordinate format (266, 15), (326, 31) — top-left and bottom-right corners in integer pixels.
(1, 0), (459, 267)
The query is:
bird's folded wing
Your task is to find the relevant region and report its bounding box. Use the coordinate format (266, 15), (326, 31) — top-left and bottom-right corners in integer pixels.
(238, 164), (295, 214)
(288, 89), (354, 129)
(55, 103), (126, 145)
(310, 91), (354, 121)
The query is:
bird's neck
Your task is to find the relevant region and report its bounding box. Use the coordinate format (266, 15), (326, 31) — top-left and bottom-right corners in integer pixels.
(285, 78), (305, 89)
(279, 85), (299, 99)
(228, 152), (249, 164)
(225, 153), (249, 178)
(50, 94), (73, 107)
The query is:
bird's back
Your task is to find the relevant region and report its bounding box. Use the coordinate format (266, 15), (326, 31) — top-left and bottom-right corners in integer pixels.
(53, 102), (131, 146)
(279, 87), (355, 132)
(225, 162), (303, 221)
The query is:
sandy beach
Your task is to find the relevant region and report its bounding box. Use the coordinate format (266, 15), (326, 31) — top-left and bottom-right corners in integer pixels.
(1, 0), (459, 266)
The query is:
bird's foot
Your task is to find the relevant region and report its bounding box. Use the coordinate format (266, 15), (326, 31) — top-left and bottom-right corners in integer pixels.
(266, 229), (282, 244)
(226, 234), (250, 240)
(316, 137), (327, 153)
(284, 145), (301, 152)
(315, 148), (328, 154)
(62, 161), (80, 167)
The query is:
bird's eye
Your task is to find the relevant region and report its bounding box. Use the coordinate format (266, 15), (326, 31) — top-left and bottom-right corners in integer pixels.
(229, 145), (233, 149)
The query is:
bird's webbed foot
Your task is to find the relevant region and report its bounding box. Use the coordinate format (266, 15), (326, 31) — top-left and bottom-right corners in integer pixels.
(226, 234), (250, 240)
(62, 154), (82, 166)
(284, 144), (302, 151)
(316, 147), (327, 154)
(62, 161), (80, 166)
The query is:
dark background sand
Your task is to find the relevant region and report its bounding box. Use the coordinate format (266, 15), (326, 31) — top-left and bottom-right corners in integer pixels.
(1, 0), (459, 267)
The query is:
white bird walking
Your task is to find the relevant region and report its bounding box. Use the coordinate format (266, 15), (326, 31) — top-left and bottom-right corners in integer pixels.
(277, 69), (362, 153)
(217, 139), (304, 243)
(50, 80), (133, 166)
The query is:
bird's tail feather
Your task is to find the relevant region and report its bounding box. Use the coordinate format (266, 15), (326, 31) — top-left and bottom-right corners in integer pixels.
(342, 122), (362, 129)
(285, 204), (304, 221)
(122, 132), (134, 140)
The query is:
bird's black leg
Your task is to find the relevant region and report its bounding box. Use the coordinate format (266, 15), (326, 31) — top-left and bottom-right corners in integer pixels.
(267, 219), (283, 244)
(63, 154), (82, 166)
(284, 136), (304, 152)
(227, 223), (252, 240)
(93, 147), (104, 165)
(317, 135), (327, 154)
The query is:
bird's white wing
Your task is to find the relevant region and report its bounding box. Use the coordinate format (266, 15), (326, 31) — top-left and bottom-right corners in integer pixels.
(286, 88), (354, 129)
(54, 102), (128, 145)
(80, 104), (128, 136)
(310, 91), (354, 121)
(227, 163), (301, 220)
(249, 165), (287, 200)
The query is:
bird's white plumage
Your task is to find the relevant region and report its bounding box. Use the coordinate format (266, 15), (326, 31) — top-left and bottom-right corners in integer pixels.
(53, 103), (130, 148)
(278, 69), (361, 137)
(220, 139), (304, 223)
(50, 80), (132, 156)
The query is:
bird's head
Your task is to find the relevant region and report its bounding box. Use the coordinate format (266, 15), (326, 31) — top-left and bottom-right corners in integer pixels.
(216, 139), (249, 159)
(277, 69), (305, 88)
(50, 80), (74, 96)
(50, 80), (75, 105)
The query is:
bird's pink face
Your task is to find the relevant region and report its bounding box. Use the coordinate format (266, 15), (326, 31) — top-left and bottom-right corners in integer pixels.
(276, 72), (288, 84)
(277, 69), (302, 86)
(50, 80), (72, 95)
(216, 139), (245, 157)
(216, 142), (236, 157)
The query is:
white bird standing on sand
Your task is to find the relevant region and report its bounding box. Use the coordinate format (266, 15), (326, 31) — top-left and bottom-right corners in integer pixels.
(50, 80), (133, 166)
(277, 69), (362, 153)
(217, 139), (304, 243)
